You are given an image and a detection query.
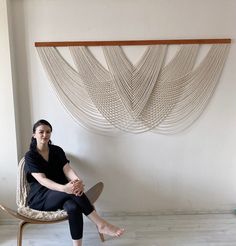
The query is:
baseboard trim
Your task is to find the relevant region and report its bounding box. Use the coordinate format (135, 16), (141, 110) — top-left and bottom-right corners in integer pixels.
(99, 209), (234, 217)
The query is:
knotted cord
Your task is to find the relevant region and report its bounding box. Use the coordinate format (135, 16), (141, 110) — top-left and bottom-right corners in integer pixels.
(37, 43), (230, 134)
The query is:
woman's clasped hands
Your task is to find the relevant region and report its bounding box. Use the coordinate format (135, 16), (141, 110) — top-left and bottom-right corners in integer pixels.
(64, 179), (85, 196)
(72, 179), (84, 196)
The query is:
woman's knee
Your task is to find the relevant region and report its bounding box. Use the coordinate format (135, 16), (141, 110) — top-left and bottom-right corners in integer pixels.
(63, 199), (81, 214)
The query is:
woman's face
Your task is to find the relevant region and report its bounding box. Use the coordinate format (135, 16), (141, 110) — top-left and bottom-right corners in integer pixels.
(33, 124), (52, 146)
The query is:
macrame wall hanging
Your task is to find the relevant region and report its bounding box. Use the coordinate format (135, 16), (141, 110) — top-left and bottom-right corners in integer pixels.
(35, 39), (231, 135)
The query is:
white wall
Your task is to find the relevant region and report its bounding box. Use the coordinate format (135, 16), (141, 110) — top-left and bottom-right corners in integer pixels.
(0, 0), (18, 220)
(3, 0), (236, 215)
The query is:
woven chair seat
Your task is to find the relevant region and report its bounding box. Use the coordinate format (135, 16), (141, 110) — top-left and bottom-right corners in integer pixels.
(17, 206), (68, 221)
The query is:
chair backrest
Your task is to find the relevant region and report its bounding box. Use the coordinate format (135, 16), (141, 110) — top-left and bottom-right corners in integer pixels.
(16, 157), (68, 221)
(16, 157), (29, 208)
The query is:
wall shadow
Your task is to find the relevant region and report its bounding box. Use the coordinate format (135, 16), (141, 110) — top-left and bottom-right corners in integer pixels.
(8, 0), (32, 158)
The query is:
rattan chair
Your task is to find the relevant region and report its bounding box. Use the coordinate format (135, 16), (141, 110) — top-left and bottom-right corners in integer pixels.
(0, 158), (105, 246)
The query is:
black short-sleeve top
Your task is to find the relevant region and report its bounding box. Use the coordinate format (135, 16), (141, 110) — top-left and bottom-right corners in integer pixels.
(24, 144), (69, 209)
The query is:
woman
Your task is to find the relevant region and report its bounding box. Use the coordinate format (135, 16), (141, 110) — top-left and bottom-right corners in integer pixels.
(24, 119), (124, 246)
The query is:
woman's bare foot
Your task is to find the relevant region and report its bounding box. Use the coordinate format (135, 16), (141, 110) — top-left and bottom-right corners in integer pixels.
(98, 222), (124, 237)
(88, 211), (124, 237)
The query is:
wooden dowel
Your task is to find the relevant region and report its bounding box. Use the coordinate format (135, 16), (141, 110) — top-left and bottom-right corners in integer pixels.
(35, 39), (231, 47)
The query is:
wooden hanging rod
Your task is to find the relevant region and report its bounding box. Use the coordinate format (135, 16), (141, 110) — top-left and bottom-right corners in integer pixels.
(35, 38), (231, 47)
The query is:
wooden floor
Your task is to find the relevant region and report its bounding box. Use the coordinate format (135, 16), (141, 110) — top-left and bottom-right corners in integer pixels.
(1, 213), (236, 245)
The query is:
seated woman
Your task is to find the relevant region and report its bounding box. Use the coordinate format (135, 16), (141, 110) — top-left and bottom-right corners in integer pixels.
(24, 119), (124, 246)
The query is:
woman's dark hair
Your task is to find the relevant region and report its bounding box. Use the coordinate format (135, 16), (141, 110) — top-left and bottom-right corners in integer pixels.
(30, 119), (53, 151)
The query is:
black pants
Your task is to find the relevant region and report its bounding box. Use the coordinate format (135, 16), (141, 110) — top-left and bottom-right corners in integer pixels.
(41, 191), (94, 240)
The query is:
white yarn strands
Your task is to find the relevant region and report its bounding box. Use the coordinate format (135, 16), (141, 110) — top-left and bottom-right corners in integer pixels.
(37, 43), (230, 134)
(103, 46), (166, 119)
(70, 45), (166, 132)
(139, 45), (199, 131)
(153, 44), (230, 134)
(37, 47), (117, 133)
(69, 46), (133, 132)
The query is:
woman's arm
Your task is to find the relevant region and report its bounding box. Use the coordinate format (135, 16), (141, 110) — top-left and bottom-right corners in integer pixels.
(31, 172), (74, 194)
(63, 163), (81, 181)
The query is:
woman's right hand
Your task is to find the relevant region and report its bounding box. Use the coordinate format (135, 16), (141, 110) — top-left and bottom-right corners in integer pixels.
(63, 181), (74, 194)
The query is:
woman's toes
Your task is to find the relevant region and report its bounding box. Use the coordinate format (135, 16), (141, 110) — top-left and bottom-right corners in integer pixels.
(99, 223), (124, 237)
